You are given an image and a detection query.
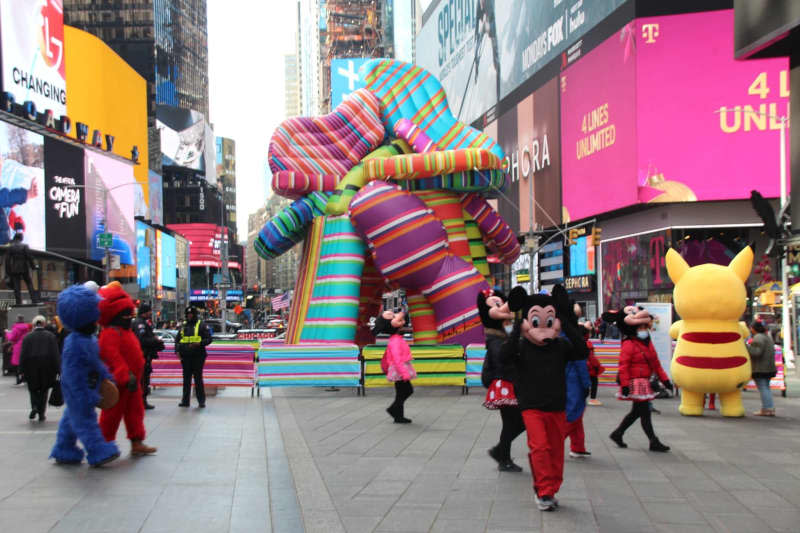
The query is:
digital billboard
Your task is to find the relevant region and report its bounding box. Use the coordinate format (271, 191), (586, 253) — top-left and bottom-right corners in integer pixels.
(416, 0), (626, 124)
(84, 151), (136, 264)
(330, 58), (370, 109)
(158, 230), (176, 289)
(44, 138), (85, 256)
(484, 76), (561, 235)
(568, 235), (595, 276)
(156, 105), (217, 185)
(167, 223), (240, 270)
(0, 0), (67, 116)
(136, 220), (151, 290)
(148, 170), (163, 225)
(0, 122), (46, 250)
(636, 9), (790, 204)
(560, 24), (638, 222)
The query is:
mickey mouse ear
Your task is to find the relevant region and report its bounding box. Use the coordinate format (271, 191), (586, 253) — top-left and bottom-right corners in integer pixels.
(508, 286), (528, 312)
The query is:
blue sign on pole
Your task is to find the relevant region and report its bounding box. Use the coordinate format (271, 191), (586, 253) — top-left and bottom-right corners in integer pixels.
(330, 58), (370, 109)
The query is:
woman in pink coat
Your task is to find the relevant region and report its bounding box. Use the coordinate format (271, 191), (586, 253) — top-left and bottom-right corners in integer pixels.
(8, 314), (32, 384)
(374, 308), (416, 423)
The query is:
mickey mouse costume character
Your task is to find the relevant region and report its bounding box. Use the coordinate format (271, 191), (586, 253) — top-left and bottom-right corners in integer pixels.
(49, 285), (121, 467)
(505, 284), (588, 511)
(603, 306), (671, 452)
(97, 282), (157, 456)
(477, 288), (524, 472)
(373, 308), (416, 423)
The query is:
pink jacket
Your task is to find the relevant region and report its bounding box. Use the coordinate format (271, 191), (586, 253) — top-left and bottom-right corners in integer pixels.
(8, 322), (31, 366)
(381, 334), (415, 381)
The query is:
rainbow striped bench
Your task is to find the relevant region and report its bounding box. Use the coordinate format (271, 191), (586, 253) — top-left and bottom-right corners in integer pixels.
(362, 344), (466, 389)
(465, 344), (486, 388)
(256, 343), (361, 389)
(150, 342), (257, 392)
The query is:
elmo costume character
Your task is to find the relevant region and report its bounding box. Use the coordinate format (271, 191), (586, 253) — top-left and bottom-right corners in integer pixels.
(49, 285), (121, 466)
(97, 282), (157, 456)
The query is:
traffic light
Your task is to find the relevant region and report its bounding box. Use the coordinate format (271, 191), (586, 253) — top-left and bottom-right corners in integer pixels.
(591, 227), (603, 246)
(566, 228), (579, 246)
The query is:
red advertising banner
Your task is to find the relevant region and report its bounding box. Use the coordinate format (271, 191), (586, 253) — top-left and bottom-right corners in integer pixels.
(168, 223), (240, 269)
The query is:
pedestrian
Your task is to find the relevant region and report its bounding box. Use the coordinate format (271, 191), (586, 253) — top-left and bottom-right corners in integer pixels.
(19, 315), (60, 421)
(96, 282), (157, 456)
(604, 306), (672, 452)
(4, 232), (39, 305)
(133, 303), (165, 410)
(585, 324), (605, 406)
(374, 307), (415, 423)
(748, 320), (777, 416)
(176, 306), (213, 408)
(564, 323), (592, 458)
(7, 314), (32, 384)
(477, 289), (524, 472)
(505, 285), (588, 512)
(45, 316), (68, 353)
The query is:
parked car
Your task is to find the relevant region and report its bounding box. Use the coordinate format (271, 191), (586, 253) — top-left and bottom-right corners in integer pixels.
(154, 329), (177, 343)
(205, 319), (242, 334)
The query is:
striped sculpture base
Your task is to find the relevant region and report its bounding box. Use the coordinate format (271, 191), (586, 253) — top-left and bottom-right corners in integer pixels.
(361, 344), (465, 388)
(256, 344), (361, 388)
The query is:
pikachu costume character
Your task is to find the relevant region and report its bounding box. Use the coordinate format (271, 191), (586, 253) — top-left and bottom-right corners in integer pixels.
(666, 247), (753, 417)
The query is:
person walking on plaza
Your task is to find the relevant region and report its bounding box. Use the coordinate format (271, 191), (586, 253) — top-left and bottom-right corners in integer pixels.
(19, 315), (60, 421)
(478, 289), (524, 472)
(96, 283), (157, 456)
(133, 303), (165, 410)
(585, 324), (605, 406)
(7, 314), (31, 384)
(374, 308), (416, 423)
(748, 320), (777, 416)
(605, 306), (672, 452)
(5, 232), (39, 305)
(565, 351), (592, 458)
(505, 285), (588, 512)
(176, 306), (213, 408)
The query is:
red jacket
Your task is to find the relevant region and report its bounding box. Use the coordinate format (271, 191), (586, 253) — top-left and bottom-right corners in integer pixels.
(586, 341), (605, 377)
(99, 326), (145, 386)
(617, 338), (668, 388)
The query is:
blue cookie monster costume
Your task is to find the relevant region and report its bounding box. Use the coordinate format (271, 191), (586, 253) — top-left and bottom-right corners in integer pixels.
(50, 285), (121, 466)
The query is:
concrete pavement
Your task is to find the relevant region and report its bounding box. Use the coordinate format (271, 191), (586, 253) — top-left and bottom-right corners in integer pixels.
(1, 371), (800, 532)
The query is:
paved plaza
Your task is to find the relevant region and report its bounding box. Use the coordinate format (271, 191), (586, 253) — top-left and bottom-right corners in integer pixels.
(2, 373), (800, 533)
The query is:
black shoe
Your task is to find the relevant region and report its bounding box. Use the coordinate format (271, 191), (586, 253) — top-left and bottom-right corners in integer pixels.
(498, 460), (523, 472)
(29, 409), (36, 420)
(393, 417), (412, 424)
(178, 402), (190, 407)
(609, 431), (627, 448)
(144, 403), (155, 410)
(198, 403), (206, 408)
(38, 412), (45, 422)
(649, 440), (670, 452)
(386, 406), (399, 420)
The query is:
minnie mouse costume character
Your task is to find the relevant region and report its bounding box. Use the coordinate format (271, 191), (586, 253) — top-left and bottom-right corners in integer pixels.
(505, 285), (588, 511)
(603, 306), (671, 452)
(374, 308), (416, 423)
(97, 282), (157, 456)
(477, 289), (524, 472)
(49, 285), (121, 467)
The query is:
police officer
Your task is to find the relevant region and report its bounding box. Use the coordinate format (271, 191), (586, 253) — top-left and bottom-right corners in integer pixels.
(133, 303), (165, 410)
(176, 306), (212, 408)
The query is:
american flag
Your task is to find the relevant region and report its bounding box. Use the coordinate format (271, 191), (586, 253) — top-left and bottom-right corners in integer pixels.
(271, 292), (290, 310)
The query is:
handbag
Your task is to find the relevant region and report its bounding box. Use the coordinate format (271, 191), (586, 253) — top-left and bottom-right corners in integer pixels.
(48, 377), (64, 407)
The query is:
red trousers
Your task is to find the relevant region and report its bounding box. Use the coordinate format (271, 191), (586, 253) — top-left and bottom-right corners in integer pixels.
(565, 415), (586, 453)
(99, 387), (145, 442)
(522, 409), (566, 498)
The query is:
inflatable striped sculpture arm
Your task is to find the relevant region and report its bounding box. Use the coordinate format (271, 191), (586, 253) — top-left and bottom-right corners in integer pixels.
(254, 192), (330, 260)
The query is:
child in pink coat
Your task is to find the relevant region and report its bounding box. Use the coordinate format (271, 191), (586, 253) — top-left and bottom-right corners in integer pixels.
(374, 308), (416, 423)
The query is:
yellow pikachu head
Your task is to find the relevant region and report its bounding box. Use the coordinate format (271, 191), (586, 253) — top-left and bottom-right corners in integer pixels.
(666, 247), (753, 320)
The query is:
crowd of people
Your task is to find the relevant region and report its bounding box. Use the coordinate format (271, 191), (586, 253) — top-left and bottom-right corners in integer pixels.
(1, 282), (214, 466)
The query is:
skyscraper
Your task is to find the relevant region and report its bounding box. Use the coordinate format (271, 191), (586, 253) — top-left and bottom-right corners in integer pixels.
(285, 54), (301, 118)
(63, 0), (210, 172)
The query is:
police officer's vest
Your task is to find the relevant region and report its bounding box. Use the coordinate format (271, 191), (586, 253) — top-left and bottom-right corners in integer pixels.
(180, 321), (202, 344)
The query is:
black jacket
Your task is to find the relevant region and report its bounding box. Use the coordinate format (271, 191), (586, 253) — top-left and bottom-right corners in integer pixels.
(505, 323), (588, 412)
(175, 319), (212, 358)
(19, 327), (60, 390)
(5, 240), (35, 275)
(133, 317), (165, 360)
(481, 329), (516, 388)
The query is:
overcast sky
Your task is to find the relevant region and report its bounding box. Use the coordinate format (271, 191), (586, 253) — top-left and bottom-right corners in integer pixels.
(207, 1), (298, 242)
